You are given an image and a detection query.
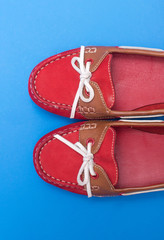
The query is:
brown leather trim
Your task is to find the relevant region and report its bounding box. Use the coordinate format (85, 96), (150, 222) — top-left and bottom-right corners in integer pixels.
(79, 120), (164, 154)
(79, 121), (110, 154)
(110, 47), (164, 57)
(110, 121), (164, 127)
(91, 164), (164, 196)
(81, 46), (164, 118)
(91, 164), (119, 197)
(116, 183), (164, 195)
(80, 120), (164, 131)
(92, 164), (164, 196)
(78, 81), (112, 119)
(84, 47), (110, 72)
(84, 46), (164, 73)
(110, 109), (164, 117)
(78, 120), (164, 196)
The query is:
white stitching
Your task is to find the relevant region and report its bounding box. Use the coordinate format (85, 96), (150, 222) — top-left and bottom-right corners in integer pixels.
(108, 54), (115, 109)
(35, 127), (80, 187)
(79, 55), (115, 119)
(35, 126), (99, 191)
(30, 52), (78, 109)
(78, 106), (96, 114)
(109, 127), (118, 185)
(91, 81), (110, 114)
(94, 165), (115, 190)
(94, 126), (109, 152)
(79, 123), (118, 186)
(92, 50), (109, 72)
(30, 51), (115, 116)
(38, 130), (78, 186)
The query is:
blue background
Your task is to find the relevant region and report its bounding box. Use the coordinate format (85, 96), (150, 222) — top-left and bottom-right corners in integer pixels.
(1, 0), (164, 239)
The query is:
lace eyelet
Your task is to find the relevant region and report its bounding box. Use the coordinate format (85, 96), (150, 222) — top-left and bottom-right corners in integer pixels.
(85, 58), (94, 65)
(86, 138), (95, 146)
(91, 172), (99, 179)
(84, 88), (90, 97)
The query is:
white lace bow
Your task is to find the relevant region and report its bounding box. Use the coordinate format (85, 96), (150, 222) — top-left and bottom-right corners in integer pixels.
(54, 134), (96, 197)
(70, 46), (94, 118)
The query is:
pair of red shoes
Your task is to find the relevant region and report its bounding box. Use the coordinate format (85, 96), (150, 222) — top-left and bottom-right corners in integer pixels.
(29, 45), (164, 197)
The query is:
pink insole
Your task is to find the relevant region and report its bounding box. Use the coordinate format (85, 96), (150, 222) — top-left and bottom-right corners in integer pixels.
(111, 54), (164, 111)
(115, 127), (164, 188)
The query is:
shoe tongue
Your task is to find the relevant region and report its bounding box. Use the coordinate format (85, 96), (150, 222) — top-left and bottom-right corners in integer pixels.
(79, 122), (118, 186)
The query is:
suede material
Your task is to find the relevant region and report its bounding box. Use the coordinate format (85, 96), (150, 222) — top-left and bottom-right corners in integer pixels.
(29, 49), (114, 118)
(40, 131), (81, 184)
(29, 47), (164, 119)
(34, 54), (79, 107)
(34, 122), (164, 196)
(33, 122), (86, 195)
(28, 49), (84, 119)
(34, 122), (118, 195)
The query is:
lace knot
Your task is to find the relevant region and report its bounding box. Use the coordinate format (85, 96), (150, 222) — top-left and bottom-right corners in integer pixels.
(70, 46), (94, 118)
(80, 71), (92, 81)
(54, 134), (96, 197)
(83, 153), (93, 162)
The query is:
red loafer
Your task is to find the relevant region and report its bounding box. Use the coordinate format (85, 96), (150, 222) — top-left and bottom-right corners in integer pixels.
(29, 46), (164, 119)
(34, 120), (164, 197)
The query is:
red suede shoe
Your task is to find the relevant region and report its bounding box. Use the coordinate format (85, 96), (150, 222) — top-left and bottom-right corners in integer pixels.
(29, 46), (164, 119)
(34, 120), (164, 197)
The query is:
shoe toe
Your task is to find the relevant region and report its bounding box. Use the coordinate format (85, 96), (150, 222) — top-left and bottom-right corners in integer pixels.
(29, 48), (82, 118)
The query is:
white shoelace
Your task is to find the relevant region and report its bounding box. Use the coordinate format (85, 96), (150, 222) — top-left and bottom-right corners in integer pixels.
(54, 134), (96, 197)
(70, 46), (94, 118)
